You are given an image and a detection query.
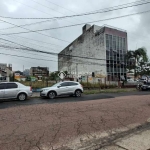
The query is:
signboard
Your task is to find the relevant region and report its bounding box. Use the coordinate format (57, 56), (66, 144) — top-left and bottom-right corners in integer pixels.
(58, 71), (66, 80)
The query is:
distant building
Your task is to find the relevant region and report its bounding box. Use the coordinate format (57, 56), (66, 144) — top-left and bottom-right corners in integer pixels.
(30, 67), (49, 80)
(0, 63), (13, 82)
(58, 24), (128, 81)
(14, 70), (23, 81)
(23, 69), (30, 77)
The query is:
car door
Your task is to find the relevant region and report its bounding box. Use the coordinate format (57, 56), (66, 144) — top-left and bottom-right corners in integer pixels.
(147, 83), (150, 89)
(0, 83), (6, 99)
(5, 83), (19, 98)
(57, 82), (69, 95)
(68, 82), (78, 93)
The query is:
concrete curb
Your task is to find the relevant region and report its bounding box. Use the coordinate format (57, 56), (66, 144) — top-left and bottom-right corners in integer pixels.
(56, 120), (150, 150)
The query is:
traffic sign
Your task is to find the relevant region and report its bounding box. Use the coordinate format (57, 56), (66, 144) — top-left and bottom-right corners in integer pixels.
(58, 71), (66, 79)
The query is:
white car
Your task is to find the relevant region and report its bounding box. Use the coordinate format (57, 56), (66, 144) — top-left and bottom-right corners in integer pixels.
(0, 82), (32, 101)
(40, 81), (83, 99)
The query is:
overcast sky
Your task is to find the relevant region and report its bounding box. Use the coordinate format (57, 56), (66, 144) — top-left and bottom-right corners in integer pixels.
(0, 0), (150, 72)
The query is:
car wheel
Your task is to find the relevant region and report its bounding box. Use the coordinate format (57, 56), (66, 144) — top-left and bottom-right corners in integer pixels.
(48, 91), (56, 99)
(18, 93), (27, 101)
(75, 90), (82, 97)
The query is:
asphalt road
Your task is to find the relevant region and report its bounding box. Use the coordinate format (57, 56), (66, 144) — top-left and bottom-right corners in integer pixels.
(0, 91), (150, 109)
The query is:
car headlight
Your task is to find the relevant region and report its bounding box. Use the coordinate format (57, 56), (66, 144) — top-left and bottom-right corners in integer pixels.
(43, 89), (48, 92)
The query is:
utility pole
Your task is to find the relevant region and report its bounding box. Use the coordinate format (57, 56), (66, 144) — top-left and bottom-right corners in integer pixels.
(76, 63), (78, 81)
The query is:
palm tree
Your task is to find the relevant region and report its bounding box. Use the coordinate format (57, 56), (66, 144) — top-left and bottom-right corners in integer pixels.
(126, 47), (148, 78)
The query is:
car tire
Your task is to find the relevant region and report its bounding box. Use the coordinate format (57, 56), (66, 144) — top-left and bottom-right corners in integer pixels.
(48, 91), (56, 99)
(18, 93), (27, 101)
(75, 90), (82, 97)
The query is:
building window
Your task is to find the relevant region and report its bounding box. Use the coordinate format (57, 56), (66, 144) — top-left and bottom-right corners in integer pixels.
(113, 36), (116, 50)
(117, 36), (119, 51)
(123, 38), (126, 51)
(109, 35), (112, 50)
(106, 34), (109, 49)
(119, 37), (122, 50)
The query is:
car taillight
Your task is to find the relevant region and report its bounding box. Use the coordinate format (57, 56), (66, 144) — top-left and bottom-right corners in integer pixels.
(30, 87), (32, 91)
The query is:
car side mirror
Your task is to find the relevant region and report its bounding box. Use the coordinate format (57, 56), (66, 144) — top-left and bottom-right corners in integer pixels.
(57, 86), (61, 88)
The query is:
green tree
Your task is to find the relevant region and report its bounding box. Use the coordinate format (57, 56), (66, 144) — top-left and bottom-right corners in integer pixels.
(49, 71), (60, 82)
(126, 47), (149, 78)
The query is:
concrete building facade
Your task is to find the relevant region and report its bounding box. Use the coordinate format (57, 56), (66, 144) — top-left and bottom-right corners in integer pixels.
(58, 24), (128, 81)
(0, 63), (13, 82)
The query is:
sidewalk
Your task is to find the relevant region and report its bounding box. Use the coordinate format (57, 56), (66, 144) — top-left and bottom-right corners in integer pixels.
(65, 120), (150, 150)
(31, 92), (40, 98)
(101, 129), (150, 150)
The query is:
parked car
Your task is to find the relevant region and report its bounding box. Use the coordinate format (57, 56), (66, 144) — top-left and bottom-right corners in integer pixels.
(0, 82), (32, 101)
(40, 81), (83, 99)
(137, 82), (150, 91)
(127, 78), (135, 82)
(138, 78), (147, 83)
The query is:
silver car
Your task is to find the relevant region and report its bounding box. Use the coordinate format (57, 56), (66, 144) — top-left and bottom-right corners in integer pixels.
(0, 82), (32, 101)
(40, 81), (83, 99)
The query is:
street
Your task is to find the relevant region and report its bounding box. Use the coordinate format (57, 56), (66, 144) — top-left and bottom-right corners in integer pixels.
(0, 92), (150, 150)
(0, 91), (150, 109)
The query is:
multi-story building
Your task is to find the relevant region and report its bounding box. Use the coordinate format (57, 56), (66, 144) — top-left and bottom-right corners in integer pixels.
(58, 24), (128, 81)
(30, 67), (49, 80)
(0, 64), (13, 82)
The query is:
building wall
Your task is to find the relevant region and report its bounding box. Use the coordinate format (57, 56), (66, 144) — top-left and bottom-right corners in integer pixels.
(58, 25), (106, 79)
(58, 25), (128, 81)
(0, 63), (7, 71)
(104, 26), (127, 81)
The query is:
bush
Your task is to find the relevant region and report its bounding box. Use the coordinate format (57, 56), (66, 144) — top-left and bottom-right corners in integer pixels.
(80, 82), (117, 89)
(19, 81), (53, 89)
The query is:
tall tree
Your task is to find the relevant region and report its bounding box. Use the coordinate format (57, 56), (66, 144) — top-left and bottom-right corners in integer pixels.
(126, 47), (149, 78)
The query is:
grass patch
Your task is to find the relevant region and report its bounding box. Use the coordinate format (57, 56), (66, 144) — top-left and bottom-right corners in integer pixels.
(84, 88), (136, 95)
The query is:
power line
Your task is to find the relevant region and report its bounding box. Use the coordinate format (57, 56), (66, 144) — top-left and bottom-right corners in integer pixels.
(0, 51), (131, 67)
(0, 52), (58, 62)
(0, 44), (127, 64)
(0, 18), (70, 43)
(2, 9), (150, 35)
(0, 38), (58, 53)
(2, 34), (62, 47)
(13, 0), (56, 17)
(0, 33), (60, 51)
(0, 46), (57, 59)
(0, 0), (150, 20)
(43, 0), (93, 21)
(1, 0), (147, 32)
(0, 19), (53, 31)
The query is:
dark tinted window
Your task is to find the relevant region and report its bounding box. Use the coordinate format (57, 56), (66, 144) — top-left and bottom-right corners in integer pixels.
(0, 83), (6, 90)
(68, 82), (78, 86)
(6, 83), (18, 89)
(60, 82), (69, 87)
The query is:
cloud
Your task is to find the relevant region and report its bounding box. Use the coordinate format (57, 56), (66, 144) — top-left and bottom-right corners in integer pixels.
(0, 0), (150, 72)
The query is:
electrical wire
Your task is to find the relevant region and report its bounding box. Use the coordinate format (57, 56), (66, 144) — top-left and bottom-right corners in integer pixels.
(2, 34), (62, 47)
(0, 0), (150, 19)
(0, 18), (70, 43)
(0, 44), (128, 65)
(1, 0), (148, 32)
(2, 9), (150, 35)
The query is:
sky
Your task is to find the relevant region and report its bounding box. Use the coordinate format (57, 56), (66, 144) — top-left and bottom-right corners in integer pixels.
(0, 0), (150, 72)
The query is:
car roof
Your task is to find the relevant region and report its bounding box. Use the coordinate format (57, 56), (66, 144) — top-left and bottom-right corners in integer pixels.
(62, 81), (79, 83)
(0, 82), (18, 84)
